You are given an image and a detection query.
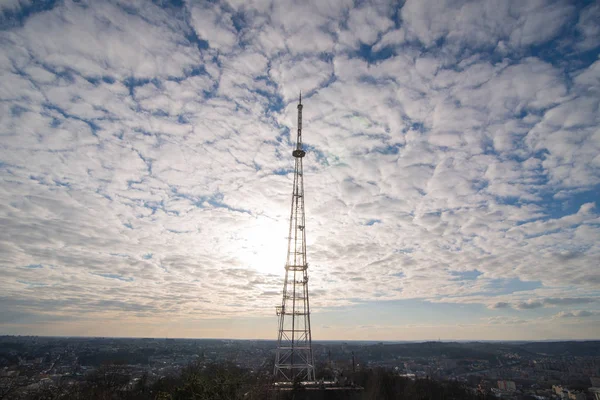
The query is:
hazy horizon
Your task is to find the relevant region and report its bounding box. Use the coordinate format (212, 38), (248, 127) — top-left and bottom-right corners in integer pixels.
(2, 334), (600, 344)
(1, 0), (599, 341)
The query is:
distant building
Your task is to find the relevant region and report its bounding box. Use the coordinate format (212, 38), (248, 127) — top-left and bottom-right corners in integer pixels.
(589, 377), (600, 400)
(497, 380), (516, 391)
(553, 385), (568, 399)
(553, 385), (586, 400)
(567, 392), (585, 400)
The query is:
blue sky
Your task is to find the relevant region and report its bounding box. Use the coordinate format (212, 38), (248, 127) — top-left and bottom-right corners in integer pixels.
(0, 0), (599, 340)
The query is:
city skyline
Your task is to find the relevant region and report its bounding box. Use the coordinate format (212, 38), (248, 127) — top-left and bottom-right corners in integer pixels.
(1, 0), (599, 340)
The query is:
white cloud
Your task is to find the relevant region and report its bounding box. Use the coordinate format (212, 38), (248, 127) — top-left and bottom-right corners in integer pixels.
(400, 0), (575, 49)
(575, 2), (600, 52)
(187, 2), (239, 51)
(339, 5), (394, 47)
(553, 310), (598, 319)
(0, 0), (31, 13)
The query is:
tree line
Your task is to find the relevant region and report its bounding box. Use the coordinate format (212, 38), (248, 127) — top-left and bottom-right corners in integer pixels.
(5, 362), (484, 400)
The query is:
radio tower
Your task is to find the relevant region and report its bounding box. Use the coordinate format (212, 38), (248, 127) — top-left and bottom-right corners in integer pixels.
(274, 93), (315, 382)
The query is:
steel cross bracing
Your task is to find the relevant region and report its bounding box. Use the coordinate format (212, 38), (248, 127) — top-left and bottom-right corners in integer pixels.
(274, 94), (315, 382)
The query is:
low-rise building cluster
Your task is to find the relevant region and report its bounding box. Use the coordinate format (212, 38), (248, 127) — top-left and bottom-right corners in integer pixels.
(1, 336), (599, 399)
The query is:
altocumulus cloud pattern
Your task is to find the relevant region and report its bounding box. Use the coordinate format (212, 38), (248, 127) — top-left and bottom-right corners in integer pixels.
(0, 0), (599, 340)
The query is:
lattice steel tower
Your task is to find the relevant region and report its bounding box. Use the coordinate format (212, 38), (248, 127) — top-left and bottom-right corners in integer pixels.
(274, 94), (315, 382)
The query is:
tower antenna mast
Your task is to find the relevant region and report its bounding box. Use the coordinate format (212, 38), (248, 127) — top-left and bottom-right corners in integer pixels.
(274, 93), (315, 382)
